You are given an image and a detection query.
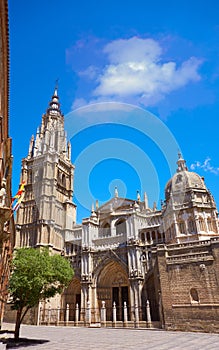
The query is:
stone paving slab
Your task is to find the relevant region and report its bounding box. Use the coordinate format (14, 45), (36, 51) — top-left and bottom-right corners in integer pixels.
(2, 323), (219, 350)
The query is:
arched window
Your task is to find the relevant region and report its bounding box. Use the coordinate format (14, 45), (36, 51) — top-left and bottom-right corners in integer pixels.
(27, 170), (32, 184)
(166, 228), (171, 241)
(178, 221), (186, 234)
(57, 170), (61, 183)
(152, 231), (156, 241)
(115, 218), (126, 235)
(188, 219), (196, 233)
(212, 220), (218, 233)
(62, 173), (66, 187)
(198, 217), (206, 232)
(141, 232), (145, 243)
(146, 232), (151, 243)
(207, 218), (213, 232)
(190, 288), (199, 303)
(100, 222), (110, 237)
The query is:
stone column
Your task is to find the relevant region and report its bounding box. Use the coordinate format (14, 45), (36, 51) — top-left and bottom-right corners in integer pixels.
(203, 212), (208, 233)
(93, 284), (99, 323)
(194, 209), (200, 233)
(75, 303), (79, 326)
(129, 283), (135, 321)
(112, 301), (117, 327)
(48, 305), (51, 325)
(86, 300), (91, 326)
(172, 211), (180, 242)
(56, 306), (60, 326)
(101, 301), (106, 327)
(134, 303), (139, 328)
(123, 301), (128, 327)
(66, 304), (69, 326)
(81, 285), (87, 322)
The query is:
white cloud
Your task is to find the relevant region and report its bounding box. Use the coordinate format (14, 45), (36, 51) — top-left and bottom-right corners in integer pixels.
(103, 37), (162, 64)
(191, 157), (219, 175)
(84, 37), (202, 106)
(79, 65), (99, 79)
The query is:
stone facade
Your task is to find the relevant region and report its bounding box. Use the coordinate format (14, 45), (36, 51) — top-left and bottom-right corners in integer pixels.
(14, 89), (219, 332)
(0, 0), (14, 328)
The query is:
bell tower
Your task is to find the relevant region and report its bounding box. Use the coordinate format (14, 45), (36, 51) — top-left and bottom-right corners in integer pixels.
(15, 87), (76, 252)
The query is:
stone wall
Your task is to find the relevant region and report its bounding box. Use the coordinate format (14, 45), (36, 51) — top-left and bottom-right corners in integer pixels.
(3, 304), (38, 325)
(156, 238), (219, 332)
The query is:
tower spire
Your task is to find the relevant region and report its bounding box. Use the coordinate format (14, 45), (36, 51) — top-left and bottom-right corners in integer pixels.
(114, 186), (118, 198)
(46, 82), (62, 116)
(177, 151), (188, 172)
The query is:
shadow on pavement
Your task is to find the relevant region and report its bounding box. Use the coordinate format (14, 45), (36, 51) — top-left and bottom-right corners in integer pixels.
(1, 335), (49, 349)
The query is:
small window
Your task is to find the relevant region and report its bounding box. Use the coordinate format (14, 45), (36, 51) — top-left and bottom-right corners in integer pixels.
(190, 288), (199, 303)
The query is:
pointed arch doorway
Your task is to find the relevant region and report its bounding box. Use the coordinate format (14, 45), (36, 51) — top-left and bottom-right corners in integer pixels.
(97, 261), (130, 321)
(62, 278), (81, 321)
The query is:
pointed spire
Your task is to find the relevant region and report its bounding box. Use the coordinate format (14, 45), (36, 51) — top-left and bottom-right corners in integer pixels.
(28, 135), (34, 159)
(46, 84), (62, 116)
(114, 186), (118, 198)
(91, 203), (97, 218)
(54, 78), (59, 96)
(67, 141), (71, 160)
(137, 190), (141, 202)
(177, 151), (188, 172)
(144, 192), (148, 209)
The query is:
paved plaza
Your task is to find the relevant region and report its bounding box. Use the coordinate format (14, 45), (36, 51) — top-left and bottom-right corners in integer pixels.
(1, 323), (219, 350)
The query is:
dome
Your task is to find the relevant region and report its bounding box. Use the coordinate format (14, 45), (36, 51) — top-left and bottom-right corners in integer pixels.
(165, 154), (206, 201)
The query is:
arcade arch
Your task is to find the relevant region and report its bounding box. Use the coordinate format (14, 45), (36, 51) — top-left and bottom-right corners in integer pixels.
(62, 278), (81, 321)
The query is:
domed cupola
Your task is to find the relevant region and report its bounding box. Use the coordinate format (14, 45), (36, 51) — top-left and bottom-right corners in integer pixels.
(165, 152), (207, 204)
(162, 152), (219, 244)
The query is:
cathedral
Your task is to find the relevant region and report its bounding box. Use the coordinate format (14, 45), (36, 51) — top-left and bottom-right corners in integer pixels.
(13, 88), (219, 332)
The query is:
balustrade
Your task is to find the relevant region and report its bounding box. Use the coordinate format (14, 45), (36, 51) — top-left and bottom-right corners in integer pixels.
(38, 300), (154, 329)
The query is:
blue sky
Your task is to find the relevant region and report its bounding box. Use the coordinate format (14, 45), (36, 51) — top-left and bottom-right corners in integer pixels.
(9, 0), (219, 222)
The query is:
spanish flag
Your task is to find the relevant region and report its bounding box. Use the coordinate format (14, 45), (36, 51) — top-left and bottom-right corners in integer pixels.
(12, 181), (25, 202)
(12, 191), (25, 212)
